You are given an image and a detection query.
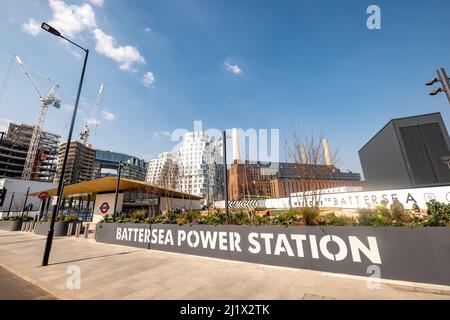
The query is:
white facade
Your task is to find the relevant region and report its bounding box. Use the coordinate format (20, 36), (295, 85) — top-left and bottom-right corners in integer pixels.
(146, 132), (224, 202)
(176, 132), (223, 202)
(0, 178), (56, 217)
(146, 152), (178, 189)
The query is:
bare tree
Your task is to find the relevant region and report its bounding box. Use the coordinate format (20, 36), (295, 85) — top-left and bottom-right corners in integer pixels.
(285, 126), (339, 210)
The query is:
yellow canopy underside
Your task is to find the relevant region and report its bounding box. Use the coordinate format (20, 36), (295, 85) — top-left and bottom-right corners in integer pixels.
(31, 177), (203, 200)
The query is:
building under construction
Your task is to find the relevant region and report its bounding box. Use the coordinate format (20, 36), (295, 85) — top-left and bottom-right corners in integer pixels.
(54, 141), (95, 185)
(0, 123), (60, 182)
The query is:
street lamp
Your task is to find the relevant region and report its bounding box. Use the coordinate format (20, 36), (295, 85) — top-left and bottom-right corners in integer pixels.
(113, 161), (123, 222)
(41, 22), (89, 267)
(426, 67), (450, 104)
(222, 131), (229, 214)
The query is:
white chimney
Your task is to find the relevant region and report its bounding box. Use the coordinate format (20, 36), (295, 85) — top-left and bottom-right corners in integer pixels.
(300, 148), (307, 164)
(232, 128), (242, 163)
(322, 138), (333, 166)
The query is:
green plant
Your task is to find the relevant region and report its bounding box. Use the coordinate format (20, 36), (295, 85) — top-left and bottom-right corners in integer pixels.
(130, 210), (146, 223)
(425, 200), (450, 226)
(176, 211), (201, 225)
(272, 210), (301, 226)
(299, 207), (319, 226)
(64, 214), (80, 222)
(319, 213), (357, 226)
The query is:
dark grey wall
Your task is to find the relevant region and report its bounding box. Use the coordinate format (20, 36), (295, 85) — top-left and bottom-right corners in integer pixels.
(359, 122), (410, 190)
(96, 223), (450, 286)
(359, 113), (450, 190)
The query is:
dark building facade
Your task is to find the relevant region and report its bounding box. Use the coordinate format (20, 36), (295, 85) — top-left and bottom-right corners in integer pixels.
(93, 149), (147, 181)
(359, 113), (450, 190)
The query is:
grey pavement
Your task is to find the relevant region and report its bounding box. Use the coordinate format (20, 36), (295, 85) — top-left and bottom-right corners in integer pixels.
(0, 230), (449, 300)
(0, 265), (56, 300)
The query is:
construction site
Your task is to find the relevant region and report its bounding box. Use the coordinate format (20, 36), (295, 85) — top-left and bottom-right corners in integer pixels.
(0, 122), (60, 182)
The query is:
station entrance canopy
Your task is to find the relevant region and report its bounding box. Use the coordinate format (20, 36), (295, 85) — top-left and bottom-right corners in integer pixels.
(31, 177), (203, 201)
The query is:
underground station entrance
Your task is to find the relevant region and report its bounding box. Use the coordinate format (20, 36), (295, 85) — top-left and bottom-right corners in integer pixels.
(32, 177), (203, 222)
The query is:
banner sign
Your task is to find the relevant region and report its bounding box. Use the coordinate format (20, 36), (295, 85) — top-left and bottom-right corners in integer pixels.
(215, 185), (450, 210)
(96, 223), (450, 286)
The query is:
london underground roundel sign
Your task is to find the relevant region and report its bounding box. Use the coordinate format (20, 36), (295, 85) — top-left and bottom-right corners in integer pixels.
(38, 192), (50, 201)
(100, 202), (110, 214)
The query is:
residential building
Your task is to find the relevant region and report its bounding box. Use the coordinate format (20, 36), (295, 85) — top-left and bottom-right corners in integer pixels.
(175, 131), (224, 202)
(54, 141), (95, 184)
(146, 152), (178, 189)
(359, 112), (450, 190)
(146, 132), (224, 202)
(93, 149), (147, 181)
(0, 123), (60, 182)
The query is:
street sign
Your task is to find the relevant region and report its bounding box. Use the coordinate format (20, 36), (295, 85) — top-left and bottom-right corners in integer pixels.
(38, 191), (50, 201)
(100, 202), (110, 214)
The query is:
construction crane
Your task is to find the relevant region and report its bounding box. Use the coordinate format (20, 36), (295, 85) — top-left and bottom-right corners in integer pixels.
(80, 84), (104, 145)
(14, 55), (61, 181)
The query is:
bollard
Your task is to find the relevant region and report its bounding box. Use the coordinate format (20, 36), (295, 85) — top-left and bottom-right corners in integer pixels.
(21, 222), (26, 232)
(84, 223), (90, 239)
(75, 223), (81, 238)
(25, 222), (30, 232)
(67, 223), (73, 237)
(29, 222), (34, 232)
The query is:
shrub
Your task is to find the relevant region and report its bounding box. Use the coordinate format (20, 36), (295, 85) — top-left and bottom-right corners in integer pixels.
(425, 200), (450, 226)
(176, 211), (201, 225)
(130, 210), (146, 223)
(273, 210), (302, 226)
(299, 207), (319, 226)
(64, 214), (80, 222)
(320, 213), (357, 226)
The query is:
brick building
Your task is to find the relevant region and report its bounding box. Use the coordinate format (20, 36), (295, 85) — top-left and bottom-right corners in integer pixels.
(228, 161), (364, 201)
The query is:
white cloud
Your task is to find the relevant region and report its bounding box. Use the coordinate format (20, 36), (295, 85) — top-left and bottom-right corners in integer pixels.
(101, 110), (115, 121)
(152, 130), (171, 140)
(0, 117), (12, 132)
(86, 117), (100, 126)
(22, 18), (41, 36)
(142, 71), (155, 87)
(48, 0), (97, 38)
(93, 28), (145, 71)
(23, 0), (145, 72)
(225, 61), (242, 75)
(144, 27), (152, 33)
(90, 0), (104, 7)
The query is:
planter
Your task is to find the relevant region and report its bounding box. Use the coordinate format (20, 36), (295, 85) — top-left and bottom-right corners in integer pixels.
(96, 223), (150, 249)
(34, 221), (83, 237)
(96, 223), (450, 286)
(0, 221), (23, 231)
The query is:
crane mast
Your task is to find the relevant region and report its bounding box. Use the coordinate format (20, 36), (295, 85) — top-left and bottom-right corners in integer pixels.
(14, 55), (61, 181)
(80, 84), (104, 145)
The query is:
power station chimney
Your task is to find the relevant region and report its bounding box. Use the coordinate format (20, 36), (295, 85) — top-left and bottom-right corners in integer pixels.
(322, 138), (333, 166)
(300, 148), (307, 164)
(232, 128), (242, 163)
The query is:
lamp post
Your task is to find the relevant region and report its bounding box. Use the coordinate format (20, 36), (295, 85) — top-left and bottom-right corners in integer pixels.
(41, 22), (89, 267)
(113, 161), (123, 222)
(222, 131), (229, 214)
(21, 187), (30, 218)
(7, 192), (15, 218)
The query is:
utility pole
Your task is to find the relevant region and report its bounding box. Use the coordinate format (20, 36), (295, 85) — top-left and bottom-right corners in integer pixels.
(426, 67), (450, 104)
(222, 131), (229, 214)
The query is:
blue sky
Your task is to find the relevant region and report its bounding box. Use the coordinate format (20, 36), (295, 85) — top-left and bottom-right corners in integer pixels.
(1, 0), (450, 176)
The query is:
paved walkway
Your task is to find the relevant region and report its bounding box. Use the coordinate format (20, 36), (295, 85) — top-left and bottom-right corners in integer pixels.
(0, 266), (56, 300)
(0, 230), (449, 300)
